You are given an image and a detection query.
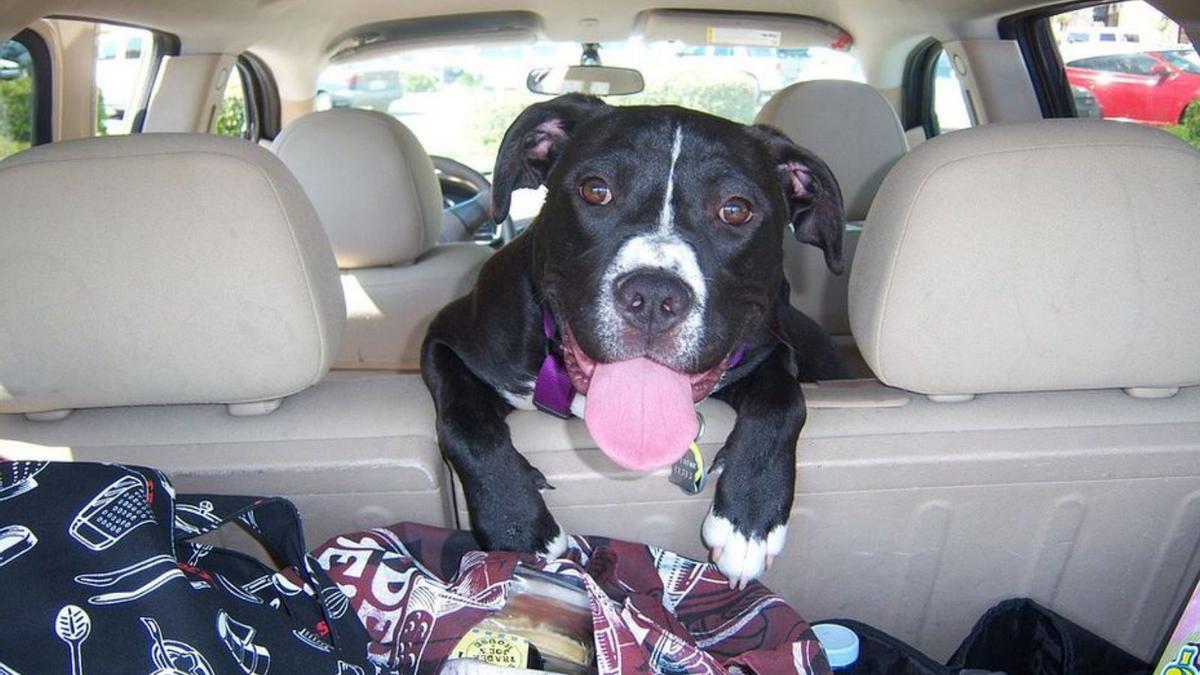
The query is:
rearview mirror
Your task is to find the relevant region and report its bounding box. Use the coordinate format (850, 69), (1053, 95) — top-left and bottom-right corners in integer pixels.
(526, 65), (644, 96)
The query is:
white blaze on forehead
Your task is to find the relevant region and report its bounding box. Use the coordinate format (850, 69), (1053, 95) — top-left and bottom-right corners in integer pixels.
(658, 125), (684, 235)
(595, 124), (707, 359)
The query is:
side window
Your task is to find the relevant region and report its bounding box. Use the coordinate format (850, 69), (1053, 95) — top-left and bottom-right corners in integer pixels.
(90, 23), (157, 136)
(0, 38), (35, 159)
(931, 49), (973, 135)
(1048, 1), (1198, 148)
(214, 63), (254, 139)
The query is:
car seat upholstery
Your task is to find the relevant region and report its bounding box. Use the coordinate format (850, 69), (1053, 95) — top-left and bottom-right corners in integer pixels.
(270, 109), (492, 371)
(755, 80), (908, 375)
(850, 119), (1200, 397)
(0, 133), (344, 417)
(0, 134), (451, 543)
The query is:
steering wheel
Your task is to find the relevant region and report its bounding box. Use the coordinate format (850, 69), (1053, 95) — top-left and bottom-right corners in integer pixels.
(432, 156), (514, 245)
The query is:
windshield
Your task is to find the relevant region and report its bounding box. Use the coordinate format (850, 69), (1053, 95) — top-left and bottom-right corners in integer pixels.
(316, 40), (864, 174)
(1161, 49), (1200, 75)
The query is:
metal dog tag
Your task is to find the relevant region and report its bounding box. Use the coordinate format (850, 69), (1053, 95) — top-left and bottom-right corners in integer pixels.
(669, 443), (707, 495)
(669, 412), (707, 495)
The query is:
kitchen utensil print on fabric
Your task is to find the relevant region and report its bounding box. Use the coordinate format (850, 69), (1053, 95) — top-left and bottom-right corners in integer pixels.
(216, 610), (271, 675)
(336, 661), (367, 675)
(319, 585), (351, 620)
(292, 627), (334, 653)
(0, 524), (36, 568)
(68, 473), (156, 552)
(55, 605), (91, 675)
(141, 617), (214, 675)
(174, 501), (222, 537)
(213, 572), (265, 605)
(74, 554), (186, 606)
(0, 461), (47, 502)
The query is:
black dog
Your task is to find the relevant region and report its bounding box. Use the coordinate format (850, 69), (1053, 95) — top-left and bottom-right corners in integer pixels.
(422, 94), (846, 587)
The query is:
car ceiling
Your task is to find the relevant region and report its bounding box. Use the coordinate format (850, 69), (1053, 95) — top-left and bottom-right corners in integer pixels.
(1, 0), (1196, 99)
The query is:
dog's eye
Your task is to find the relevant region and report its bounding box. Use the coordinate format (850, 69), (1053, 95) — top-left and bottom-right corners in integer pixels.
(579, 177), (612, 206)
(719, 197), (754, 226)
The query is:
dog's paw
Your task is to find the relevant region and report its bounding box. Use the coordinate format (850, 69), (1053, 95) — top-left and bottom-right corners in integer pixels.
(702, 508), (787, 590)
(469, 485), (565, 558)
(537, 521), (569, 559)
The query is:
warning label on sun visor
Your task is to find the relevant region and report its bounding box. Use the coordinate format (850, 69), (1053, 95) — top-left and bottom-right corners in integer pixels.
(705, 27), (782, 47)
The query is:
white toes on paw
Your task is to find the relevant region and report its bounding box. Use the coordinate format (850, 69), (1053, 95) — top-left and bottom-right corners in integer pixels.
(538, 521), (569, 559)
(702, 510), (787, 590)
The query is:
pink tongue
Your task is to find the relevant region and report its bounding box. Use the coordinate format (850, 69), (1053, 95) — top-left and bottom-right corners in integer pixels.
(584, 357), (699, 471)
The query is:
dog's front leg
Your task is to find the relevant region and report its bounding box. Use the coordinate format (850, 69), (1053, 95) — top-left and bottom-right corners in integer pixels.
(705, 343), (805, 588)
(422, 341), (566, 557)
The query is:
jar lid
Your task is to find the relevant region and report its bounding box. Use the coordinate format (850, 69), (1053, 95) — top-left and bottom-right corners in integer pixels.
(812, 623), (860, 668)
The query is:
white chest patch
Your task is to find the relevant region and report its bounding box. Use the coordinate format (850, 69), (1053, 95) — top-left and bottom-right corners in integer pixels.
(501, 382), (537, 411)
(500, 383), (587, 418)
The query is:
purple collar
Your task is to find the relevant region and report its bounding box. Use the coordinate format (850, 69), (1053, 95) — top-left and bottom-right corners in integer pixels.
(532, 306), (746, 419)
(532, 307), (576, 418)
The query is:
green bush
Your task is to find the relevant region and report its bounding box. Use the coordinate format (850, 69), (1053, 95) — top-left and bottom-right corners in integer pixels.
(96, 89), (107, 136)
(402, 71), (438, 93)
(0, 136), (28, 159)
(1166, 100), (1200, 149)
(214, 96), (246, 137)
(625, 73), (759, 124)
(0, 76), (33, 147)
(454, 71), (483, 88)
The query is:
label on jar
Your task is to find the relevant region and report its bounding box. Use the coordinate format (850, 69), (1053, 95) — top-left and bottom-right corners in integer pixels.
(451, 627), (531, 668)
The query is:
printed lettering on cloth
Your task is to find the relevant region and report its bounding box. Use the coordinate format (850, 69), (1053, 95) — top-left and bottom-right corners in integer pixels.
(312, 522), (832, 675)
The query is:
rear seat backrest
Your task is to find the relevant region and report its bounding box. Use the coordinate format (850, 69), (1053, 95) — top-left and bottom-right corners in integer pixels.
(755, 80), (908, 373)
(0, 133), (451, 544)
(850, 119), (1200, 398)
(0, 133), (344, 418)
(271, 109), (492, 371)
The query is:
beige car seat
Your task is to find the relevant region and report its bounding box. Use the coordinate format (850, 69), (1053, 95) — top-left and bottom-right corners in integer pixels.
(271, 109), (492, 371)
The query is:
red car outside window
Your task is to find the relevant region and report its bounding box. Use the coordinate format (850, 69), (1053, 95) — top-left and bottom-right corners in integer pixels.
(1065, 50), (1200, 126)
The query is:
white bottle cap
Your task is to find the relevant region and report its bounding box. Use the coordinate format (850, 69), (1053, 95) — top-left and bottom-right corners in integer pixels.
(812, 623), (860, 669)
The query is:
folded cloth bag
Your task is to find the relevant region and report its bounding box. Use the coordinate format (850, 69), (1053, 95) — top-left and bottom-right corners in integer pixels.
(0, 460), (384, 675)
(310, 522), (832, 674)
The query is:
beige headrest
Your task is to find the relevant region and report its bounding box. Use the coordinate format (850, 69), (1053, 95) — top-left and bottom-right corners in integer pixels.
(755, 80), (908, 221)
(0, 134), (345, 417)
(271, 109), (443, 268)
(850, 120), (1200, 397)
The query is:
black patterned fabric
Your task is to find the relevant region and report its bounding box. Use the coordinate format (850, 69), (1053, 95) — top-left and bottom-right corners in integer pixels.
(0, 461), (384, 675)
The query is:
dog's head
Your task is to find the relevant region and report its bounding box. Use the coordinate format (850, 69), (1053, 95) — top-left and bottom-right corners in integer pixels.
(493, 94), (844, 402)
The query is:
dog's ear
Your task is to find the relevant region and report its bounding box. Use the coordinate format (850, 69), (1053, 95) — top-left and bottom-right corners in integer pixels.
(491, 93), (611, 223)
(751, 125), (846, 275)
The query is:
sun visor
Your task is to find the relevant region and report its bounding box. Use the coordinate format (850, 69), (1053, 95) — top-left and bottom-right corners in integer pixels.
(635, 10), (852, 51)
(327, 12), (542, 62)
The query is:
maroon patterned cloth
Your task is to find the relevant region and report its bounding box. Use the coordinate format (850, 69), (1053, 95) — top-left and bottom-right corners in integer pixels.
(309, 523), (831, 674)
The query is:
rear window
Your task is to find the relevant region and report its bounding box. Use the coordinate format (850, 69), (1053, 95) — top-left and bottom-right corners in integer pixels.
(316, 40), (865, 175)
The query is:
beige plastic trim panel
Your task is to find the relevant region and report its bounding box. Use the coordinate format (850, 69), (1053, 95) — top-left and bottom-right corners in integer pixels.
(144, 53), (236, 133)
(0, 373), (451, 548)
(7, 371), (1197, 662)
(460, 382), (1200, 661)
(801, 379), (910, 408)
(941, 40), (1041, 124)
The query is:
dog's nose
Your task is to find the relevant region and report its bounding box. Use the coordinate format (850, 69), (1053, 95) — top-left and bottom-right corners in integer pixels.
(614, 270), (693, 334)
